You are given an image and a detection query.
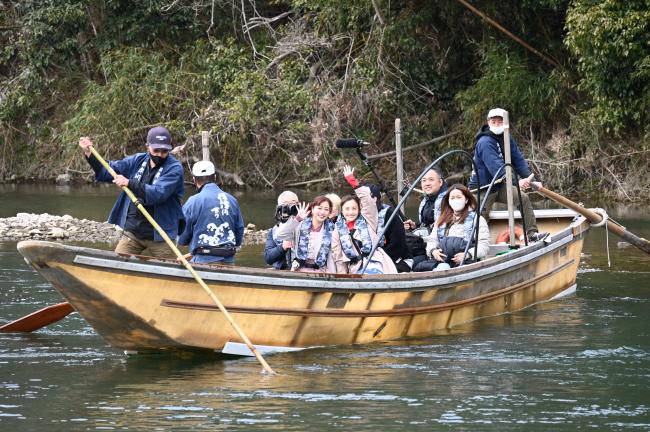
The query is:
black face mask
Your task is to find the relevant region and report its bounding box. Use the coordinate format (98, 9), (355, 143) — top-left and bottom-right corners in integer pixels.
(150, 155), (166, 167)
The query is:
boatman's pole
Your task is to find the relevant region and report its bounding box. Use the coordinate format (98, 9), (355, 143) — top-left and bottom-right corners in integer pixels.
(201, 131), (210, 161)
(395, 119), (404, 197)
(88, 145), (276, 375)
(503, 111), (516, 247)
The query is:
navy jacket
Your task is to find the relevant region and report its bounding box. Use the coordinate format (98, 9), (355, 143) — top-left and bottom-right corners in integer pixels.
(178, 183), (244, 263)
(468, 125), (532, 188)
(264, 225), (290, 269)
(89, 152), (184, 241)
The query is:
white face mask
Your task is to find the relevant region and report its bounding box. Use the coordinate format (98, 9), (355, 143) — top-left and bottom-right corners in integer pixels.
(489, 125), (504, 135)
(449, 198), (467, 212)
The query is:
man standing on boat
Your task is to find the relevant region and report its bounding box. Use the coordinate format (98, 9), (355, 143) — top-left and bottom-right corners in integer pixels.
(79, 126), (185, 257)
(178, 160), (244, 264)
(468, 108), (548, 242)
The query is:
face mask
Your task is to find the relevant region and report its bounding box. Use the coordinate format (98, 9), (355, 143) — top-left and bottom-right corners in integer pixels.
(449, 198), (467, 212)
(150, 155), (166, 167)
(489, 125), (504, 135)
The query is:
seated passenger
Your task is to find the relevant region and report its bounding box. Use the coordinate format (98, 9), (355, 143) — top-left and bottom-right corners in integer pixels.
(403, 166), (448, 269)
(414, 184), (489, 272)
(368, 184), (412, 272)
(264, 190), (299, 269)
(275, 195), (336, 273)
(330, 166), (397, 275)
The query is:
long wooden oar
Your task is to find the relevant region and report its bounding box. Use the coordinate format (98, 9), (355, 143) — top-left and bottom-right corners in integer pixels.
(87, 146), (275, 374)
(532, 182), (650, 254)
(0, 302), (74, 333)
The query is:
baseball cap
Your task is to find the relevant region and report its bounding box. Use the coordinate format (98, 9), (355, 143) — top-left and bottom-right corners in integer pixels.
(192, 160), (216, 176)
(487, 108), (507, 119)
(146, 126), (172, 150)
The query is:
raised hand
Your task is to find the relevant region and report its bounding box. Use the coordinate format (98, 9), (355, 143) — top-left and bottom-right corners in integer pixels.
(343, 164), (355, 177)
(295, 201), (311, 221)
(79, 137), (93, 157)
(342, 164), (359, 188)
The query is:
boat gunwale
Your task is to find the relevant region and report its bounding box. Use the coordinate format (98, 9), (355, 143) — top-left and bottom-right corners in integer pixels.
(17, 214), (588, 293)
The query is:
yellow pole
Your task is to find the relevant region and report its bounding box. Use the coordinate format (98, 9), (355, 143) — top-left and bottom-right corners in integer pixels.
(88, 146), (276, 374)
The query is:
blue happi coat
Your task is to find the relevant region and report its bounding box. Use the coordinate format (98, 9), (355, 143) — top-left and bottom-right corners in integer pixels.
(178, 183), (244, 263)
(91, 152), (184, 241)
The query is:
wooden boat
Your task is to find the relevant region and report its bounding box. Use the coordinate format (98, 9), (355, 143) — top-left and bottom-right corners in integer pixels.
(17, 209), (588, 356)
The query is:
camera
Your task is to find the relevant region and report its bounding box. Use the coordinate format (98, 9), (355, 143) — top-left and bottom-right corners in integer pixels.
(276, 204), (298, 222)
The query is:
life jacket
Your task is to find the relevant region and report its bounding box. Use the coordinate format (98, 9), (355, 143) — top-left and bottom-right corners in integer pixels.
(418, 184), (448, 229)
(377, 204), (390, 246)
(436, 210), (476, 243)
(295, 217), (334, 268)
(335, 214), (373, 261)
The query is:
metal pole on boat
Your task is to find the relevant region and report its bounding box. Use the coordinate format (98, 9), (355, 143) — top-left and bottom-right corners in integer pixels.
(87, 146), (276, 375)
(395, 119), (404, 197)
(201, 131), (210, 161)
(503, 111), (516, 247)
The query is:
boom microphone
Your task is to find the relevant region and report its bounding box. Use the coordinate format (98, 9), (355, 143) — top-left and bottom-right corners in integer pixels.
(335, 138), (370, 149)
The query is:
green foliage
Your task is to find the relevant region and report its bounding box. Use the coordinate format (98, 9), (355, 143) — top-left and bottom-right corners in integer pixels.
(61, 44), (214, 160)
(0, 0), (648, 199)
(455, 45), (569, 129)
(565, 0), (650, 133)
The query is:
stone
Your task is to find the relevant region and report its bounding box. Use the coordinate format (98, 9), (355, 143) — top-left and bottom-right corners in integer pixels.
(56, 173), (71, 185)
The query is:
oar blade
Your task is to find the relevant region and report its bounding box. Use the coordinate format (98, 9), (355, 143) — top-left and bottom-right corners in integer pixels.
(0, 302), (74, 333)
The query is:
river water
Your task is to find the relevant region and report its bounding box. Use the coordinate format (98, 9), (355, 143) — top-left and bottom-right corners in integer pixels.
(1, 184), (649, 431)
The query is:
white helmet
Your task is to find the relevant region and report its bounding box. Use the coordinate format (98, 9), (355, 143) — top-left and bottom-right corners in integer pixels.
(192, 160), (216, 177)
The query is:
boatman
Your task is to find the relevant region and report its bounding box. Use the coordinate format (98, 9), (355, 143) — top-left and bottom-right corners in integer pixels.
(79, 127), (185, 257)
(178, 160), (244, 264)
(468, 108), (548, 242)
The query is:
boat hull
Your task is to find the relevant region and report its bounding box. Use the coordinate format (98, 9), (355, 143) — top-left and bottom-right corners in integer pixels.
(16, 214), (589, 353)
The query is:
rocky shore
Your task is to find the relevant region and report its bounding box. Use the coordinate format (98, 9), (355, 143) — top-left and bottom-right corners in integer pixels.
(0, 213), (269, 246)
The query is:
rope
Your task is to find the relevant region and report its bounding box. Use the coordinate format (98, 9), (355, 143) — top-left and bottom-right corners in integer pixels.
(590, 208), (611, 266)
(590, 208), (609, 227)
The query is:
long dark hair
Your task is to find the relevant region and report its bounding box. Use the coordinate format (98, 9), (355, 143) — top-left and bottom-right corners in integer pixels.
(437, 184), (477, 227)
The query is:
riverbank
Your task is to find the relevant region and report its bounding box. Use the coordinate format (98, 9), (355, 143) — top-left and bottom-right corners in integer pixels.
(0, 213), (269, 245)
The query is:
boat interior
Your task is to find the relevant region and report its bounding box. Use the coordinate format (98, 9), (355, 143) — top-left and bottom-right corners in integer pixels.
(484, 208), (579, 257)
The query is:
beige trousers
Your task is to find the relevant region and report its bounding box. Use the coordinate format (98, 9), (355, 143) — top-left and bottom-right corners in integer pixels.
(478, 185), (538, 235)
(115, 232), (172, 258)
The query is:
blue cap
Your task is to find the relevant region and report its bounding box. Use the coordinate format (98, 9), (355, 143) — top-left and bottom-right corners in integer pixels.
(146, 126), (172, 150)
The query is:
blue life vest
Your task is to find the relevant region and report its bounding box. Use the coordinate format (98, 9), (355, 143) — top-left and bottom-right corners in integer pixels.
(295, 218), (334, 268)
(436, 210), (476, 243)
(335, 215), (373, 261)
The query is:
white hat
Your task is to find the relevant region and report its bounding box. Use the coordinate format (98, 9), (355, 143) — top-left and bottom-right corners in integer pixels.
(277, 190), (299, 205)
(192, 160), (216, 177)
(487, 108), (507, 119)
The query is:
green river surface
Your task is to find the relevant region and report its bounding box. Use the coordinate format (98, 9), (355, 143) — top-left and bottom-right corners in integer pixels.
(1, 184), (649, 431)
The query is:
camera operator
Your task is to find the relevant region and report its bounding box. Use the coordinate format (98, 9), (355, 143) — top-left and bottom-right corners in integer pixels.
(264, 190), (299, 269)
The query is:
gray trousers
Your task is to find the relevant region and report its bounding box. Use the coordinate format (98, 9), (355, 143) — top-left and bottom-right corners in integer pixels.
(477, 185), (538, 235)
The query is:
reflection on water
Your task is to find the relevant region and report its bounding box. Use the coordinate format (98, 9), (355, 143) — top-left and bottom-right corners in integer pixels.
(1, 188), (650, 430)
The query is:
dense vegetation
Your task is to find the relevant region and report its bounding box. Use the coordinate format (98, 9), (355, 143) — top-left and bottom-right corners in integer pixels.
(1, 0), (648, 200)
